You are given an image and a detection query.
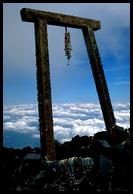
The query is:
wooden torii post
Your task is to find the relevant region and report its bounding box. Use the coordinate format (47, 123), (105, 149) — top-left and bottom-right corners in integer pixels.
(20, 8), (116, 160)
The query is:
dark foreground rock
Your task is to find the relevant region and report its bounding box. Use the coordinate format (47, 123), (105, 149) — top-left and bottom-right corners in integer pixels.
(2, 131), (131, 192)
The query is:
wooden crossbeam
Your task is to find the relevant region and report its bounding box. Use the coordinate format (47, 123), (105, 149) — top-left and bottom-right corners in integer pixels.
(20, 8), (101, 31)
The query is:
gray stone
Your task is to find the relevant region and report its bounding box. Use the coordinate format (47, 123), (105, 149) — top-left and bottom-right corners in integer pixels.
(98, 140), (111, 148)
(24, 153), (41, 160)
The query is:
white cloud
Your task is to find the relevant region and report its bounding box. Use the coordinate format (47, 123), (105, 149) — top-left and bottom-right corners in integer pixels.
(3, 102), (130, 147)
(113, 81), (130, 85)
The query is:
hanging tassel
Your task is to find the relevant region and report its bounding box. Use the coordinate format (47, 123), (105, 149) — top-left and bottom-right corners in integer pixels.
(64, 27), (72, 65)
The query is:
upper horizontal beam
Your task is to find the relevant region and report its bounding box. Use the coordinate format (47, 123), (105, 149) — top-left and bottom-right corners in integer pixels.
(20, 8), (101, 31)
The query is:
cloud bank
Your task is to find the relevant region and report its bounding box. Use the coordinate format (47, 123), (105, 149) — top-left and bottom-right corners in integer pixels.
(3, 102), (130, 148)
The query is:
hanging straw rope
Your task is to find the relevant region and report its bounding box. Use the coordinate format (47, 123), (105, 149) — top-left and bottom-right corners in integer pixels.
(64, 27), (72, 65)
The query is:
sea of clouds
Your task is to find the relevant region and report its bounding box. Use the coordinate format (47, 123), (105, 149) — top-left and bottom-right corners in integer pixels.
(3, 102), (130, 148)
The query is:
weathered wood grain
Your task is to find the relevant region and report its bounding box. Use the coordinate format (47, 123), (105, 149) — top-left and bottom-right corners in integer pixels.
(20, 8), (101, 31)
(34, 19), (55, 160)
(82, 27), (116, 130)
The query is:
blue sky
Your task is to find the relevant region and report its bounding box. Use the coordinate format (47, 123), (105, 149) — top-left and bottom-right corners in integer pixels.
(3, 3), (130, 105)
(3, 3), (130, 147)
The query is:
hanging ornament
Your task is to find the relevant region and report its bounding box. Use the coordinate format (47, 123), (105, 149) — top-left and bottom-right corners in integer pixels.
(64, 27), (72, 65)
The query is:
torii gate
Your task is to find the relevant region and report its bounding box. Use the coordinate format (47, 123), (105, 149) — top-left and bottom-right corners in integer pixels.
(20, 8), (116, 160)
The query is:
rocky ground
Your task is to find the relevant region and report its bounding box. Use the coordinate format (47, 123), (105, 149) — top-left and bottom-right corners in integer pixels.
(2, 128), (131, 192)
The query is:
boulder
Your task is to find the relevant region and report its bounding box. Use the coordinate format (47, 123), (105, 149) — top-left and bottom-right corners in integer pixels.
(24, 153), (41, 161)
